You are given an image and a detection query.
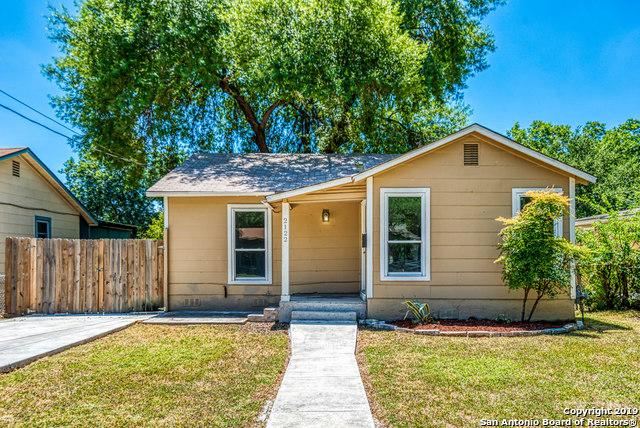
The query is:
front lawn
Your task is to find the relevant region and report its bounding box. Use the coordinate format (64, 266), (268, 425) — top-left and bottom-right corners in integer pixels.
(0, 323), (288, 427)
(358, 311), (640, 428)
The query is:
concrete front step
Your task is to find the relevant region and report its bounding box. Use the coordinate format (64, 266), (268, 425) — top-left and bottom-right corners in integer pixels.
(247, 307), (279, 323)
(291, 310), (357, 322)
(279, 296), (366, 322)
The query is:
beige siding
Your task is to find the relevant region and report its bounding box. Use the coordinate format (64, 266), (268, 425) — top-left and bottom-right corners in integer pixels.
(167, 196), (280, 310)
(167, 196), (361, 310)
(369, 133), (574, 321)
(0, 155), (80, 272)
(166, 132), (579, 320)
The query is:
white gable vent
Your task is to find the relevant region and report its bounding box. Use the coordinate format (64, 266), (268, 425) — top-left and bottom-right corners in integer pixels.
(463, 144), (479, 166)
(12, 160), (20, 177)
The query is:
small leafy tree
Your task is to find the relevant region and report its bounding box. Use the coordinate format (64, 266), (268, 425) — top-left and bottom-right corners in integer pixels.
(139, 212), (164, 241)
(577, 211), (640, 309)
(495, 191), (577, 321)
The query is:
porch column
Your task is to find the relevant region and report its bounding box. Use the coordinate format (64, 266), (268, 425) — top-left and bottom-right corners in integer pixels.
(569, 177), (576, 299)
(365, 177), (373, 299)
(281, 201), (290, 302)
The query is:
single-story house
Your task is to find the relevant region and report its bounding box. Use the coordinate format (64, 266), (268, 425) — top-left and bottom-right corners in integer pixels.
(147, 124), (596, 321)
(0, 147), (97, 272)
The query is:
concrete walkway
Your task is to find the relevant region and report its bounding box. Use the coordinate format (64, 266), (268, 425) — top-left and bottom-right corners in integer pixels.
(267, 321), (375, 428)
(0, 314), (152, 372)
(143, 311), (249, 324)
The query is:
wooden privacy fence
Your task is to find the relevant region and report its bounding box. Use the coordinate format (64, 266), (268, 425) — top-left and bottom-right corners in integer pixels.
(4, 237), (164, 316)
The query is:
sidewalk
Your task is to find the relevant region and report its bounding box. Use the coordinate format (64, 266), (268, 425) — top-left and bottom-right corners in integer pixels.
(0, 314), (152, 372)
(267, 321), (375, 428)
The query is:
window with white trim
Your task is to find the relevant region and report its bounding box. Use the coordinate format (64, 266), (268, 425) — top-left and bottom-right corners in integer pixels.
(512, 188), (563, 237)
(228, 205), (272, 284)
(380, 188), (430, 281)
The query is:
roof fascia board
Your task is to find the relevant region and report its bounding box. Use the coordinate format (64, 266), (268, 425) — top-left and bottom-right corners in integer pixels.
(352, 124), (596, 184)
(265, 176), (354, 202)
(352, 125), (479, 182)
(18, 150), (98, 225)
(0, 148), (29, 162)
(473, 126), (596, 183)
(147, 191), (275, 197)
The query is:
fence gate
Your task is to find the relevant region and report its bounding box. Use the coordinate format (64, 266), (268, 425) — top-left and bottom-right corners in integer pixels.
(4, 237), (164, 316)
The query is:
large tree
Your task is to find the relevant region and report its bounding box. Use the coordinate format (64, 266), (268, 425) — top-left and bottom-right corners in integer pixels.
(47, 0), (500, 159)
(47, 0), (501, 228)
(62, 146), (185, 231)
(509, 119), (640, 217)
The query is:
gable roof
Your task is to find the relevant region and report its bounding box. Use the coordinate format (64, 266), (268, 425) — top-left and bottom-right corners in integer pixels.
(352, 123), (596, 183)
(576, 208), (640, 228)
(0, 147), (26, 157)
(147, 123), (597, 201)
(146, 153), (398, 197)
(0, 147), (98, 225)
(265, 123), (597, 202)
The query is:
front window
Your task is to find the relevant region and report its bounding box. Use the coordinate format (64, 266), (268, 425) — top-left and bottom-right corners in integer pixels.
(228, 205), (271, 284)
(512, 188), (563, 237)
(381, 188), (430, 281)
(35, 216), (51, 238)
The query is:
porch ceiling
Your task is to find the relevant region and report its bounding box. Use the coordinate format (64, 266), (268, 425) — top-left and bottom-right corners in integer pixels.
(285, 181), (365, 203)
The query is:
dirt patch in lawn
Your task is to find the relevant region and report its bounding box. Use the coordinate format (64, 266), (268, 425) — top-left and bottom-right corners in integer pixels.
(391, 319), (566, 332)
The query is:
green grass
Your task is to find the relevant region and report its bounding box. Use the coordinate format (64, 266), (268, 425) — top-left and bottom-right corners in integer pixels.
(358, 311), (640, 428)
(0, 323), (288, 427)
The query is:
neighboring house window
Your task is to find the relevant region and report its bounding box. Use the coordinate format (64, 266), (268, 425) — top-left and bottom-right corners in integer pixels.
(380, 188), (430, 281)
(227, 205), (272, 284)
(512, 188), (563, 237)
(35, 216), (51, 238)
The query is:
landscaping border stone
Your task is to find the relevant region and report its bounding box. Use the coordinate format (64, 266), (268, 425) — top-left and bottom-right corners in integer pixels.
(359, 319), (582, 337)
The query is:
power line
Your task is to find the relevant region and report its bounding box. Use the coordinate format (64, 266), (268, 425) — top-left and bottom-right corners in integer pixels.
(0, 100), (147, 166)
(0, 88), (80, 135)
(0, 102), (72, 140)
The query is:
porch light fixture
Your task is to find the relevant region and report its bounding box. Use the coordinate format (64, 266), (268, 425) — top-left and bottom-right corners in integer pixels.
(322, 209), (330, 223)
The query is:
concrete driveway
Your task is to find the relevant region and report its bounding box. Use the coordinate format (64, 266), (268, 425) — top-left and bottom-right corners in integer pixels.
(0, 314), (153, 373)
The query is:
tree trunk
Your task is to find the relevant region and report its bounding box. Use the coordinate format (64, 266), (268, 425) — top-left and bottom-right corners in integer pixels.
(521, 288), (530, 322)
(219, 77), (285, 153)
(601, 267), (614, 308)
(527, 292), (545, 322)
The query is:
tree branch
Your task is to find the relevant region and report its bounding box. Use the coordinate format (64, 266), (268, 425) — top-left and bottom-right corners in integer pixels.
(218, 76), (270, 153)
(261, 99), (287, 128)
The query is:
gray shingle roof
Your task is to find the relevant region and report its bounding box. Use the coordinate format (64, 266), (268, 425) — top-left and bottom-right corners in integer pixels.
(147, 153), (399, 195)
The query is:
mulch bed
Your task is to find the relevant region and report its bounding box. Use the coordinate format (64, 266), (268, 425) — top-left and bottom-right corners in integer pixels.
(391, 319), (566, 332)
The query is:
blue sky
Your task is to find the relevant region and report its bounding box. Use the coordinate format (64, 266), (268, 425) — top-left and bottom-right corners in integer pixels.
(0, 0), (639, 177)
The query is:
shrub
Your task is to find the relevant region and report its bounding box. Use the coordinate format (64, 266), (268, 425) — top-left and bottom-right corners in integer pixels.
(495, 190), (579, 321)
(403, 300), (432, 323)
(577, 211), (640, 310)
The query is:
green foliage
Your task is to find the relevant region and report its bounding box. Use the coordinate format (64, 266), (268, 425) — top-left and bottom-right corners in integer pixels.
(403, 300), (433, 323)
(577, 212), (640, 310)
(62, 149), (181, 232)
(495, 191), (577, 321)
(46, 0), (500, 159)
(509, 119), (640, 217)
(46, 0), (501, 229)
(139, 212), (164, 240)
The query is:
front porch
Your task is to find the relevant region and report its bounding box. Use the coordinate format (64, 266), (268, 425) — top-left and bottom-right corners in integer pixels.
(274, 180), (374, 321)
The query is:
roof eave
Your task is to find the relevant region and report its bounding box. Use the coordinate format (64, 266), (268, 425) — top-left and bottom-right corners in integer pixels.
(147, 190), (275, 198)
(265, 176), (355, 202)
(11, 149), (98, 225)
(351, 124), (597, 184)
